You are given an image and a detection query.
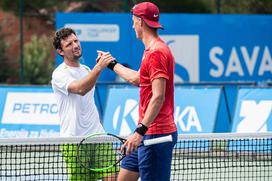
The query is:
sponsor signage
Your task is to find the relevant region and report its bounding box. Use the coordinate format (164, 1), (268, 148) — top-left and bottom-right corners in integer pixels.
(2, 92), (58, 125)
(231, 88), (272, 132)
(103, 87), (222, 135)
(0, 86), (59, 138)
(103, 87), (139, 136)
(57, 13), (272, 82)
(161, 35), (199, 82)
(174, 87), (221, 133)
(65, 24), (119, 42)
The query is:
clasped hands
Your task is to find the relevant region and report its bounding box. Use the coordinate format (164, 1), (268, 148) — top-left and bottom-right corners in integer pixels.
(95, 50), (116, 69)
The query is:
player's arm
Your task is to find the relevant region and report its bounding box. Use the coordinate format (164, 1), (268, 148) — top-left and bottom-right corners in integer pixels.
(123, 78), (166, 155)
(97, 50), (139, 86)
(113, 63), (140, 86)
(68, 53), (114, 96)
(140, 77), (166, 127)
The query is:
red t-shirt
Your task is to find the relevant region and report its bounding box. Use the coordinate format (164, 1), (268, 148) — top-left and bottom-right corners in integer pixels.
(139, 37), (177, 135)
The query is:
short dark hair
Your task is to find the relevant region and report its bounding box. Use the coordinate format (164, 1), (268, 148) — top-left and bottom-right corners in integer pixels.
(53, 28), (76, 50)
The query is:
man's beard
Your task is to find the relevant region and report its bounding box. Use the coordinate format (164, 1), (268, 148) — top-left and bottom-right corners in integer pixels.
(74, 53), (82, 61)
(69, 52), (82, 62)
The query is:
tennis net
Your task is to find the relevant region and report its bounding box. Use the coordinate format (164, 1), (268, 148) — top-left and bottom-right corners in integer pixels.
(0, 132), (271, 181)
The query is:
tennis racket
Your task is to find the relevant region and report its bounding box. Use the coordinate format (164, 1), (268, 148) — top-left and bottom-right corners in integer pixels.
(77, 132), (126, 172)
(77, 132), (173, 172)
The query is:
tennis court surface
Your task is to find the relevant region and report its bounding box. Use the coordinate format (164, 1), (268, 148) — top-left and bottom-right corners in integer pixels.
(0, 132), (271, 180)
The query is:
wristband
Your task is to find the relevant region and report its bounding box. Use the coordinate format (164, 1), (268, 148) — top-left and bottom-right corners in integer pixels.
(134, 123), (148, 136)
(107, 59), (118, 70)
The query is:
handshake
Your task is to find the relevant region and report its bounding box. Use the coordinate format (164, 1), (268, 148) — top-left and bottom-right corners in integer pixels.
(96, 50), (118, 71)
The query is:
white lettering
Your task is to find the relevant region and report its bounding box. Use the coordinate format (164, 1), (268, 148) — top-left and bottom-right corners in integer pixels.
(175, 106), (202, 132)
(209, 46), (272, 79)
(113, 99), (139, 136)
(0, 128), (59, 138)
(39, 129), (60, 137)
(225, 47), (244, 76)
(29, 131), (39, 137)
(241, 46), (259, 75)
(259, 46), (272, 75)
(0, 128), (29, 138)
(209, 47), (224, 77)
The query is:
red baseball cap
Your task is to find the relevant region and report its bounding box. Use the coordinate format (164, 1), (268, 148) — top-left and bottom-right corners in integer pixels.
(131, 2), (163, 29)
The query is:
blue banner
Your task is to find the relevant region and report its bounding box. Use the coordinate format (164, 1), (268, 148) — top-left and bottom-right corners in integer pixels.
(56, 13), (137, 82)
(1, 85), (270, 138)
(231, 88), (272, 132)
(103, 86), (223, 135)
(56, 13), (272, 83)
(174, 87), (222, 133)
(103, 87), (139, 135)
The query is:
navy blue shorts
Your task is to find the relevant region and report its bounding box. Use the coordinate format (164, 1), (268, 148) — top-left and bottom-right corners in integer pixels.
(121, 131), (177, 181)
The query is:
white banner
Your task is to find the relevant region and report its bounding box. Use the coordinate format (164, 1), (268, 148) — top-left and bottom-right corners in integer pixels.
(2, 92), (59, 125)
(65, 24), (120, 42)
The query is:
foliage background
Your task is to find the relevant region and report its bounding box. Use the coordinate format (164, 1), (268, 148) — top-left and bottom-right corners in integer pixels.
(0, 0), (271, 84)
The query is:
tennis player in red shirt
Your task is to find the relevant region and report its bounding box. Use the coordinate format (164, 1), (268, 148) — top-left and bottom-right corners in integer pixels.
(100, 2), (177, 181)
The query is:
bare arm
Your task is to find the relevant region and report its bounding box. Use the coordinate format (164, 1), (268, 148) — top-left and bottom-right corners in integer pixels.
(68, 53), (114, 96)
(113, 63), (140, 86)
(122, 78), (166, 155)
(140, 78), (166, 127)
(96, 50), (139, 86)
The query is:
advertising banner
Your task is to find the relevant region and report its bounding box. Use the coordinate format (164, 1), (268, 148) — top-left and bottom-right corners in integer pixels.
(231, 88), (272, 133)
(103, 86), (223, 135)
(0, 86), (59, 138)
(56, 13), (272, 83)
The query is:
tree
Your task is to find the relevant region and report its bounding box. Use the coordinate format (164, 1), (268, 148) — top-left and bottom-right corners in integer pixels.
(0, 25), (16, 83)
(23, 35), (55, 84)
(218, 0), (272, 14)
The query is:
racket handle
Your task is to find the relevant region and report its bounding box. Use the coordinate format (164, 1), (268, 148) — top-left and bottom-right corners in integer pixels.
(144, 135), (173, 146)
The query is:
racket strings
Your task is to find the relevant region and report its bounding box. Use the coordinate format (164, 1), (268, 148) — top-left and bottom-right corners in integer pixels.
(77, 136), (123, 170)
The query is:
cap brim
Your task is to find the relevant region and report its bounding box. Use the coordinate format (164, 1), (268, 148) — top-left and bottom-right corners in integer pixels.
(143, 18), (164, 29)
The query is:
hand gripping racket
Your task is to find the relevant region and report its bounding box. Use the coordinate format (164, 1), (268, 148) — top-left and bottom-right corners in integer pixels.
(77, 132), (173, 172)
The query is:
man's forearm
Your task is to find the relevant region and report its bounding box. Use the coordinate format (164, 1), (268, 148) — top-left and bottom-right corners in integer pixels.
(141, 94), (164, 127)
(113, 63), (140, 86)
(68, 64), (102, 96)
